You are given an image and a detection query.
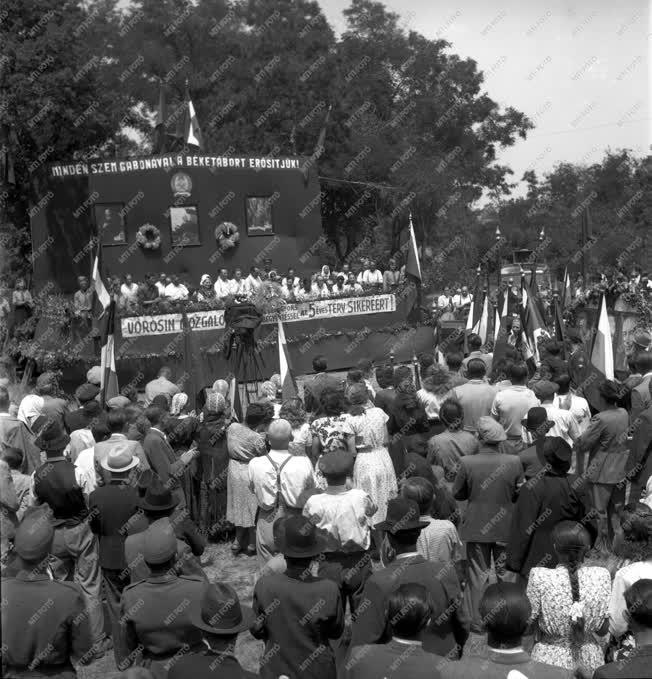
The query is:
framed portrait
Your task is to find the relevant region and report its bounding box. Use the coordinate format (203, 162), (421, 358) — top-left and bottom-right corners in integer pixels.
(95, 203), (126, 245)
(245, 196), (274, 236)
(169, 205), (200, 246)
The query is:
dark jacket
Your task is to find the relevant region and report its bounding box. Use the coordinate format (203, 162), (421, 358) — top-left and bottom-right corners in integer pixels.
(578, 408), (630, 484)
(142, 428), (185, 507)
(1, 571), (93, 674)
(593, 644), (652, 678)
(304, 373), (340, 413)
(387, 392), (430, 475)
(118, 572), (206, 666)
(350, 555), (469, 657)
(626, 404), (652, 490)
(64, 407), (89, 434)
(89, 481), (139, 570)
(345, 640), (444, 679)
(452, 449), (522, 543)
(33, 457), (87, 524)
(374, 388), (398, 414)
(506, 472), (594, 577)
(169, 651), (258, 679)
(251, 565), (344, 679)
(440, 648), (570, 679)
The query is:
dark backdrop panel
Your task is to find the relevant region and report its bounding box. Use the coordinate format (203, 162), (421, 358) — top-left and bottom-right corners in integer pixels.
(31, 173), (92, 292)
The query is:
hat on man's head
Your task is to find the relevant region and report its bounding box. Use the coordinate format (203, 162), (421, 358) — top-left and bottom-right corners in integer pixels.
(34, 419), (70, 452)
(138, 475), (179, 512)
(476, 416), (507, 443)
(82, 400), (102, 417)
(191, 582), (255, 635)
(14, 506), (54, 561)
(522, 407), (554, 435)
(282, 515), (326, 558)
(318, 449), (354, 477)
(143, 520), (177, 565)
(107, 395), (131, 410)
(75, 383), (100, 403)
(633, 329), (652, 350)
(375, 498), (429, 533)
(86, 366), (102, 385)
(543, 436), (572, 473)
(532, 380), (560, 401)
(101, 449), (140, 473)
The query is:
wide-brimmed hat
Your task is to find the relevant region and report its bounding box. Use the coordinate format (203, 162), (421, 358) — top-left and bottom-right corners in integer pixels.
(476, 416), (507, 443)
(532, 380), (559, 401)
(543, 436), (572, 472)
(191, 582), (255, 635)
(633, 329), (652, 350)
(282, 515), (327, 558)
(101, 449), (140, 473)
(138, 476), (179, 512)
(34, 420), (70, 452)
(522, 407), (555, 434)
(375, 498), (429, 533)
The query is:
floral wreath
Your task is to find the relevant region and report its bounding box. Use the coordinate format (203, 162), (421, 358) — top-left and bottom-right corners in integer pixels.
(214, 221), (240, 251)
(136, 224), (161, 250)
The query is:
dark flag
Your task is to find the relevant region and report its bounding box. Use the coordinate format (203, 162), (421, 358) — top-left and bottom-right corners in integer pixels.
(153, 80), (167, 154)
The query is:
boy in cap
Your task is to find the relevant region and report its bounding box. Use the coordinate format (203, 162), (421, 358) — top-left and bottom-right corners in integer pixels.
(89, 449), (141, 661)
(118, 520), (206, 673)
(2, 506), (94, 677)
(168, 582), (257, 679)
(452, 416), (522, 632)
(518, 407), (554, 480)
(351, 497), (468, 657)
(302, 448), (376, 614)
(251, 515), (344, 679)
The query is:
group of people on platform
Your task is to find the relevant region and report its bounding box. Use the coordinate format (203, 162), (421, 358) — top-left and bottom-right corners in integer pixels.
(1, 324), (652, 679)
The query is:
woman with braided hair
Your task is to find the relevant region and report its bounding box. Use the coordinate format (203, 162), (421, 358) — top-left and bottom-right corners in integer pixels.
(526, 520), (611, 674)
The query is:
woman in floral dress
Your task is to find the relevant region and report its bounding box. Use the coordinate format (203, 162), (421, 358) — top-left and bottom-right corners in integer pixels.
(310, 387), (356, 489)
(527, 520), (611, 674)
(347, 383), (397, 550)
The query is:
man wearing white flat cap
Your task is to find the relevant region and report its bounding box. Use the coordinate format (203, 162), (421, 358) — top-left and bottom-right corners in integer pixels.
(89, 448), (141, 662)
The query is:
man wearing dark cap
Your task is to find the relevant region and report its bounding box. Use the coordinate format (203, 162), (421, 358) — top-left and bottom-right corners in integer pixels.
(123, 475), (205, 583)
(31, 419), (109, 656)
(89, 449), (141, 662)
(64, 382), (101, 434)
(35, 372), (69, 425)
(351, 497), (468, 657)
(2, 506), (94, 677)
(168, 582), (257, 679)
(534, 379), (580, 448)
(302, 448), (376, 615)
(567, 329), (590, 393)
(118, 520), (206, 673)
(453, 416), (522, 632)
(519, 407), (554, 480)
(440, 582), (569, 678)
(251, 515), (344, 679)
(507, 437), (594, 580)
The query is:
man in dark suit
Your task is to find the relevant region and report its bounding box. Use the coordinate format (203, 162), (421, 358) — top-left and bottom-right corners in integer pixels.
(567, 329), (590, 395)
(303, 355), (339, 413)
(345, 583), (444, 679)
(351, 498), (469, 657)
(118, 520), (207, 673)
(251, 515), (344, 679)
(142, 406), (197, 508)
(123, 476), (206, 583)
(2, 507), (95, 677)
(594, 578), (652, 678)
(452, 416), (522, 632)
(626, 380), (652, 504)
(440, 583), (570, 679)
(89, 448), (140, 662)
(94, 408), (150, 485)
(169, 582), (257, 679)
(64, 383), (101, 433)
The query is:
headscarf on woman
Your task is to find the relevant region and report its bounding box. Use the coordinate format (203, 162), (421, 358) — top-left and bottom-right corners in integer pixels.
(17, 394), (44, 428)
(200, 274), (212, 287)
(170, 392), (189, 417)
(205, 390), (226, 415)
(259, 381), (277, 400)
(212, 379), (229, 396)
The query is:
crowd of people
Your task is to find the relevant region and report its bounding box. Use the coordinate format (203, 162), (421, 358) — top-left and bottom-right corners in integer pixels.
(1, 329), (652, 679)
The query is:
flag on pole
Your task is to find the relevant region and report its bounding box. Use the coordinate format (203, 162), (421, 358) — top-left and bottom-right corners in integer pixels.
(278, 318), (298, 399)
(477, 293), (489, 344)
(153, 80), (167, 154)
(99, 300), (119, 405)
(92, 241), (110, 311)
(229, 377), (243, 422)
(314, 104), (332, 158)
(561, 267), (571, 309)
(184, 83), (204, 151)
(583, 293), (614, 411)
(494, 303), (502, 342)
(181, 312), (199, 411)
(554, 296), (566, 357)
(405, 213), (422, 283)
